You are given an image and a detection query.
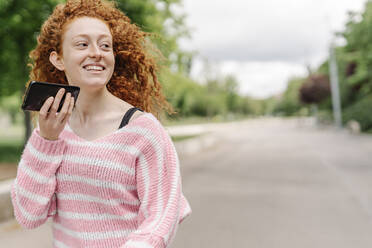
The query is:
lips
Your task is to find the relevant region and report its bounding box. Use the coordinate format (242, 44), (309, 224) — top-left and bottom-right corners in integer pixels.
(83, 64), (105, 71)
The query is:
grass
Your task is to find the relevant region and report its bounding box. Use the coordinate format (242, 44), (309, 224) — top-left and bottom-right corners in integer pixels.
(0, 137), (23, 164)
(164, 114), (251, 126)
(171, 134), (201, 142)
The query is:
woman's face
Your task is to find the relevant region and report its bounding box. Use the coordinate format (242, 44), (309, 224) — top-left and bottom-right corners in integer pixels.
(51, 17), (115, 89)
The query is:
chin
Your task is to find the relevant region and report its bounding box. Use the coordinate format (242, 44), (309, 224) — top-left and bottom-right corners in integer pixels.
(76, 78), (110, 88)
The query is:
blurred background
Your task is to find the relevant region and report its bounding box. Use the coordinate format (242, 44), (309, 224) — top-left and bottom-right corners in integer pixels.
(1, 0), (372, 247)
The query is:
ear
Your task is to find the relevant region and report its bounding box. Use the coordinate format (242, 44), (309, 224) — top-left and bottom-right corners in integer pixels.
(49, 51), (65, 71)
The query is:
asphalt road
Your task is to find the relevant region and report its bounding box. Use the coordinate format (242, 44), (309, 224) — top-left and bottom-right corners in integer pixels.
(2, 118), (372, 248)
(173, 118), (372, 248)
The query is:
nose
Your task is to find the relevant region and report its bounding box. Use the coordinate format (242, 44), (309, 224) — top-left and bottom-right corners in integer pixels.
(89, 44), (102, 60)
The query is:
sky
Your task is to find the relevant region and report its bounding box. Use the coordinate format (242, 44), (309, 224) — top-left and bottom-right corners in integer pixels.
(178, 0), (368, 99)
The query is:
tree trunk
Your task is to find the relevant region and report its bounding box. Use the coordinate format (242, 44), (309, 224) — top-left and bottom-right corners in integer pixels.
(19, 44), (32, 148)
(23, 110), (31, 149)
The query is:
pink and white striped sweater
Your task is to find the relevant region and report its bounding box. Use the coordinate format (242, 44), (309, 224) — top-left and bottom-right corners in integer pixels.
(11, 112), (191, 248)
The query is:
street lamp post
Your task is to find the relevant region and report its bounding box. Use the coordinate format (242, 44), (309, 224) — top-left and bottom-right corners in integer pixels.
(329, 43), (343, 128)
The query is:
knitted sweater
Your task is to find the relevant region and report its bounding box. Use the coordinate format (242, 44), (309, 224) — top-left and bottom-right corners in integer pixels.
(11, 112), (191, 248)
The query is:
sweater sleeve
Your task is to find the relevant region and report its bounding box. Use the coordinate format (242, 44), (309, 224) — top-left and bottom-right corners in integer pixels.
(11, 127), (66, 229)
(122, 121), (191, 248)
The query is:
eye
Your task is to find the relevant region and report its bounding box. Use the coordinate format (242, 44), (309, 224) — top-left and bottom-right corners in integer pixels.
(76, 42), (88, 48)
(101, 43), (111, 49)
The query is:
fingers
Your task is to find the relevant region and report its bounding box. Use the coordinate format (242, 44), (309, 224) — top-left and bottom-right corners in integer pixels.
(39, 96), (54, 119)
(49, 88), (66, 117)
(38, 88), (75, 140)
(61, 96), (74, 124)
(57, 92), (71, 122)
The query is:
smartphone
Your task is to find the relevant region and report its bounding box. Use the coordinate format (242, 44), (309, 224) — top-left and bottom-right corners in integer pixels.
(21, 81), (80, 112)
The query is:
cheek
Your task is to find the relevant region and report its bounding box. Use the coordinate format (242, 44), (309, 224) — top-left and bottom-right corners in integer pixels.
(107, 55), (115, 71)
(65, 55), (84, 70)
(109, 53), (115, 65)
(63, 55), (83, 77)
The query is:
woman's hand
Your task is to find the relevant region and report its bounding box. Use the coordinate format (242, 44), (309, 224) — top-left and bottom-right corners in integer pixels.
(39, 88), (74, 140)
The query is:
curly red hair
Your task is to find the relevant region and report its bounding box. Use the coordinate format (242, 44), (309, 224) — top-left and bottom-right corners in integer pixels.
(27, 0), (175, 127)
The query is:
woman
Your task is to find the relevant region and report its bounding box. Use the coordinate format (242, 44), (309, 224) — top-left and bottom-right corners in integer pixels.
(11, 0), (191, 247)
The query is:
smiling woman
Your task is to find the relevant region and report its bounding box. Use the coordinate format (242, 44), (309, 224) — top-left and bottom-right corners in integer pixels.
(12, 0), (191, 247)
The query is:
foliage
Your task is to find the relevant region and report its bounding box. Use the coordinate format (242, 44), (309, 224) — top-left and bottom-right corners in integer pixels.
(0, 0), (59, 96)
(326, 1), (372, 131)
(299, 74), (330, 104)
(0, 0), (191, 99)
(273, 77), (306, 116)
(0, 92), (23, 124)
(116, 0), (192, 73)
(159, 69), (264, 119)
(275, 1), (372, 132)
(0, 140), (23, 163)
(343, 96), (372, 131)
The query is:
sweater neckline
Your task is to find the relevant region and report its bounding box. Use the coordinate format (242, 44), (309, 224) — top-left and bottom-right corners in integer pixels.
(65, 112), (150, 143)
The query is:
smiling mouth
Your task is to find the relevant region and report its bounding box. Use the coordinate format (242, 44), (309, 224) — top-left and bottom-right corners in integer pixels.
(83, 65), (105, 71)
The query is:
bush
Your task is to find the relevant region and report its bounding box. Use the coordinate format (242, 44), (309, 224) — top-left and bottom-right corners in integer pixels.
(343, 95), (372, 132)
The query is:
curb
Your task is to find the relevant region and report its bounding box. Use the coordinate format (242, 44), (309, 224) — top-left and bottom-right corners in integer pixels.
(174, 132), (218, 157)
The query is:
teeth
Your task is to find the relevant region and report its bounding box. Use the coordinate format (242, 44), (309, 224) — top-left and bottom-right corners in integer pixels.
(84, 65), (104, 71)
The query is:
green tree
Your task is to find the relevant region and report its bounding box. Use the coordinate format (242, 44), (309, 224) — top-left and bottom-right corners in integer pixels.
(313, 1), (372, 131)
(0, 0), (61, 143)
(273, 77), (306, 116)
(116, 0), (192, 74)
(222, 75), (240, 112)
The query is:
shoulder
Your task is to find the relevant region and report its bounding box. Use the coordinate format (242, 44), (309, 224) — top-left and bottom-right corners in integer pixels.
(134, 112), (168, 135)
(131, 110), (145, 121)
(132, 112), (173, 149)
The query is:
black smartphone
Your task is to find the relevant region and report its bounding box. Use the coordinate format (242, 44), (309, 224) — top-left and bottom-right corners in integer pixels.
(21, 81), (80, 112)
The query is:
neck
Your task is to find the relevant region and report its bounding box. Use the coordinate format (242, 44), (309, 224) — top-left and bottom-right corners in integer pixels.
(71, 87), (122, 125)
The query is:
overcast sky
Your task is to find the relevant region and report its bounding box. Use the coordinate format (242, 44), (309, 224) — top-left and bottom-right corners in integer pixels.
(178, 0), (368, 99)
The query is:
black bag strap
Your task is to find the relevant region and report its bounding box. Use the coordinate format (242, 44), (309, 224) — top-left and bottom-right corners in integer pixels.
(118, 107), (144, 129)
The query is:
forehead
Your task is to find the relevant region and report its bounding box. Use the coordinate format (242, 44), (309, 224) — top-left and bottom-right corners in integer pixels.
(63, 17), (112, 39)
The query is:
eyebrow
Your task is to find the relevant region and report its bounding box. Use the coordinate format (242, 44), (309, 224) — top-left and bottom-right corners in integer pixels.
(72, 34), (112, 40)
